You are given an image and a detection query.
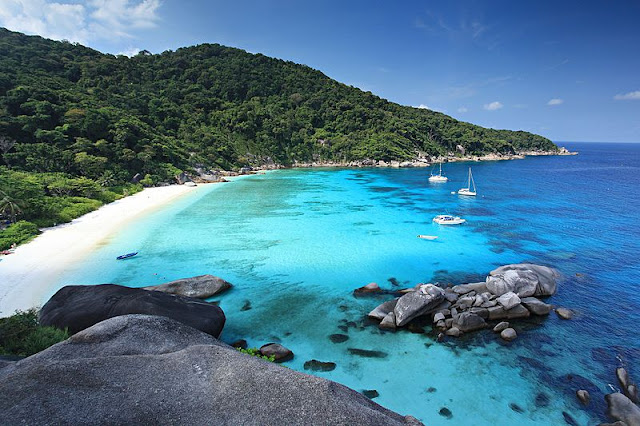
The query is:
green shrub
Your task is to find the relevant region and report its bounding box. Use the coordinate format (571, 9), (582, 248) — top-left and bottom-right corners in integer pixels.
(0, 309), (69, 357)
(0, 220), (39, 250)
(236, 347), (276, 362)
(139, 173), (154, 187)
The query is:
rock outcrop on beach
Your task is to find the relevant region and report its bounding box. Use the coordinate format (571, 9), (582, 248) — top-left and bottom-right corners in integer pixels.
(368, 263), (558, 339)
(0, 315), (420, 426)
(39, 284), (226, 337)
(143, 274), (233, 299)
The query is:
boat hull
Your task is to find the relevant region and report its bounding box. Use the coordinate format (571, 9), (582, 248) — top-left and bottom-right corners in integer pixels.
(433, 215), (466, 225)
(428, 176), (448, 182)
(457, 189), (476, 196)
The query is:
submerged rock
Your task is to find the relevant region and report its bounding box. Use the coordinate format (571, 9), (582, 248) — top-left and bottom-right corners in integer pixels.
(259, 343), (293, 363)
(0, 315), (420, 425)
(535, 392), (550, 407)
(363, 390), (379, 399)
(562, 411), (578, 426)
(509, 402), (524, 413)
(39, 284), (226, 337)
(576, 389), (590, 405)
(354, 282), (382, 297)
(144, 274), (232, 299)
(439, 407), (453, 419)
(555, 307), (573, 320)
(394, 285), (445, 326)
(329, 334), (349, 343)
(304, 359), (337, 372)
(348, 348), (388, 358)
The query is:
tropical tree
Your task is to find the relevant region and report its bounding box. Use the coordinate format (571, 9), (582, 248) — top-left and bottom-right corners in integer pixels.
(0, 190), (23, 223)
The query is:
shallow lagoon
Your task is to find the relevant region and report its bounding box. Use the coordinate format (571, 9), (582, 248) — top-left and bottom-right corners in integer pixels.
(54, 143), (640, 424)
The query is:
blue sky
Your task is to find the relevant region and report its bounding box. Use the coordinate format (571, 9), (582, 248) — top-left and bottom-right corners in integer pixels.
(1, 0), (639, 142)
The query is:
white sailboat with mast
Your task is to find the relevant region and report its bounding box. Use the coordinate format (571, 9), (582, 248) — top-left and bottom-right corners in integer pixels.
(428, 162), (448, 182)
(458, 167), (477, 196)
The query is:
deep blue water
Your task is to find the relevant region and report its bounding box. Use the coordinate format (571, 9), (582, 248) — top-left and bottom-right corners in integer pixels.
(52, 142), (640, 425)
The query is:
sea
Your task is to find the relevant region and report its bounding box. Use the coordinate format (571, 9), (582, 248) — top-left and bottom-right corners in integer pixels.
(52, 142), (640, 425)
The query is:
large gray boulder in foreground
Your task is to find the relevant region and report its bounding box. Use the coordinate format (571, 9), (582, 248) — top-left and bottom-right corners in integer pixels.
(39, 284), (225, 337)
(0, 315), (421, 426)
(486, 264), (558, 297)
(143, 274), (232, 299)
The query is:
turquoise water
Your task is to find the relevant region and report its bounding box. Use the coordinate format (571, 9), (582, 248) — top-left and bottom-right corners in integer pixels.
(53, 142), (640, 425)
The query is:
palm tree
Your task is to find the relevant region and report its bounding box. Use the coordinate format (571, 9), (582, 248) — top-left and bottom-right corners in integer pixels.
(0, 190), (22, 223)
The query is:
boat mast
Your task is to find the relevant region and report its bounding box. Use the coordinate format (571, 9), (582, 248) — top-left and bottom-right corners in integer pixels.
(469, 167), (476, 191)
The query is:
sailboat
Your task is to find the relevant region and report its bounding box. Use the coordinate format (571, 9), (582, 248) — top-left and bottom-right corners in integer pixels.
(428, 162), (448, 182)
(457, 167), (477, 196)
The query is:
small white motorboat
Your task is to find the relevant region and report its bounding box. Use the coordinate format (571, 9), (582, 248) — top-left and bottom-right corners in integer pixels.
(433, 215), (466, 225)
(428, 162), (448, 182)
(417, 235), (438, 240)
(458, 167), (477, 196)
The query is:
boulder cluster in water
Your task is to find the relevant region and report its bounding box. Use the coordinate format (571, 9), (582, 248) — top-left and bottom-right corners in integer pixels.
(367, 264), (561, 341)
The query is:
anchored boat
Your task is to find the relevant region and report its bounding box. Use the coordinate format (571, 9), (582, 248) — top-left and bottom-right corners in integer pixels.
(116, 252), (138, 260)
(428, 162), (448, 182)
(458, 167), (477, 196)
(417, 235), (439, 240)
(432, 215), (466, 225)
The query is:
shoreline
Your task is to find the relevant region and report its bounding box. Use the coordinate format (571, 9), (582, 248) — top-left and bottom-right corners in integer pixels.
(236, 148), (578, 172)
(0, 184), (209, 317)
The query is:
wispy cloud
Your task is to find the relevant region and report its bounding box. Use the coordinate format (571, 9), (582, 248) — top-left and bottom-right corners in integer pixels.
(0, 0), (161, 45)
(483, 101), (503, 111)
(457, 107), (468, 113)
(547, 98), (564, 105)
(614, 90), (640, 100)
(414, 10), (500, 50)
(545, 58), (569, 71)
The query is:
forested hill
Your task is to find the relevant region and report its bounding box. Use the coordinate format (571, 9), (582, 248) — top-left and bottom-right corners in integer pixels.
(0, 27), (555, 183)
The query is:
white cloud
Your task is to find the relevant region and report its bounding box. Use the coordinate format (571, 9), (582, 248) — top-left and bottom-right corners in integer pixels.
(118, 47), (141, 57)
(483, 101), (503, 111)
(547, 98), (564, 105)
(0, 0), (88, 43)
(457, 107), (468, 113)
(417, 104), (430, 109)
(0, 0), (161, 45)
(614, 90), (640, 100)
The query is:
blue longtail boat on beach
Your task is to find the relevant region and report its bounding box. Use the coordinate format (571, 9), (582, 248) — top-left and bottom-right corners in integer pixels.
(116, 252), (138, 260)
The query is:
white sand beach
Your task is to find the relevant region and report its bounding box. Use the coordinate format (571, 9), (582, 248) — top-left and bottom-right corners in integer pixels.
(0, 184), (204, 317)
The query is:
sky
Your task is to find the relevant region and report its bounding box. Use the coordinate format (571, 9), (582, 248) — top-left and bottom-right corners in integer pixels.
(1, 0), (639, 143)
